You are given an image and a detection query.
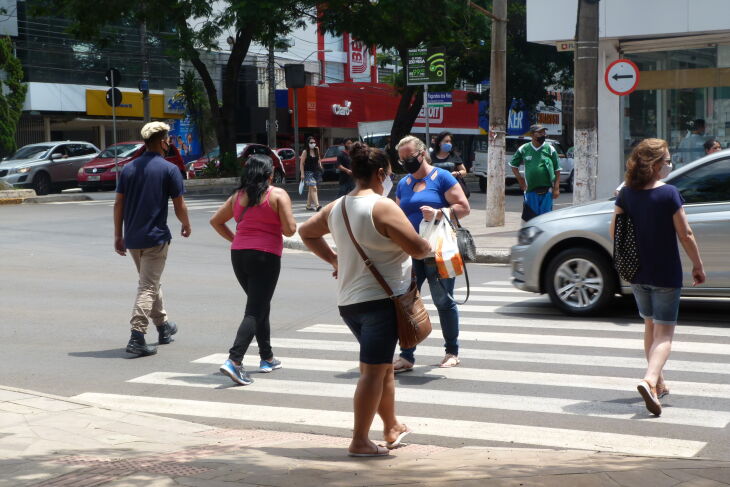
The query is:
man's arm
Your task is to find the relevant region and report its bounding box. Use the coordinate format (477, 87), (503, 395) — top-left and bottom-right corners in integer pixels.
(510, 148), (527, 192)
(113, 193), (126, 256)
(551, 147), (561, 199)
(172, 196), (191, 237)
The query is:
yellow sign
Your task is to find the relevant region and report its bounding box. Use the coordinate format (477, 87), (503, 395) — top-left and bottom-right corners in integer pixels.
(86, 90), (183, 119)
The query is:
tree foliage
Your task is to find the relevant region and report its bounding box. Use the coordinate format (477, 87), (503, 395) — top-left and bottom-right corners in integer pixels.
(176, 70), (214, 155)
(0, 37), (27, 156)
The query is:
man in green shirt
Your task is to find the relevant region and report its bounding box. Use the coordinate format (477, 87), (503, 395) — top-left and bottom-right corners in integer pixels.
(510, 124), (561, 219)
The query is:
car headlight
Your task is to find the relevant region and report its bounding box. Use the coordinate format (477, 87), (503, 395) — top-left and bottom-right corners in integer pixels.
(17, 167), (31, 174)
(78, 167), (84, 175)
(517, 226), (543, 245)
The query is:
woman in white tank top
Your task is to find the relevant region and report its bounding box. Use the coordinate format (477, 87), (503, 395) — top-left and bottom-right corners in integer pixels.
(299, 143), (431, 457)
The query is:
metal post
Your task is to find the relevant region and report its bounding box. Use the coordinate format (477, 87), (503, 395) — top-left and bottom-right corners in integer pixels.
(112, 75), (118, 186)
(486, 0), (507, 227)
(293, 88), (300, 180)
(267, 41), (277, 147)
(424, 84), (430, 148)
(140, 20), (151, 123)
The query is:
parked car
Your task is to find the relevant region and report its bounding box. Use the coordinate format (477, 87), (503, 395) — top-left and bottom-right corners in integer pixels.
(275, 148), (297, 180)
(187, 143), (286, 183)
(77, 141), (186, 192)
(472, 136), (574, 193)
(510, 148), (730, 316)
(320, 145), (345, 181)
(0, 141), (99, 195)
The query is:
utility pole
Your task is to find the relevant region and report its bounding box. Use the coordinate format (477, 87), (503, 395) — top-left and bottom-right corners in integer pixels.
(140, 20), (151, 122)
(573, 0), (599, 204)
(485, 0), (507, 227)
(267, 41), (277, 148)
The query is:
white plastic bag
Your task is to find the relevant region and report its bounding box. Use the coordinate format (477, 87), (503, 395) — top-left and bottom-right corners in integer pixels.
(298, 180), (304, 195)
(419, 215), (464, 278)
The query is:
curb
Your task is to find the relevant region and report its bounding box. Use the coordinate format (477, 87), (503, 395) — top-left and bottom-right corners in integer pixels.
(23, 194), (92, 204)
(0, 198), (23, 205)
(283, 237), (511, 264)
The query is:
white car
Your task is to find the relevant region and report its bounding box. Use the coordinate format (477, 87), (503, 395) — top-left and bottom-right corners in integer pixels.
(472, 136), (574, 193)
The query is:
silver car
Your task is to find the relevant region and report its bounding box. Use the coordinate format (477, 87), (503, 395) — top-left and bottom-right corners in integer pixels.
(0, 141), (100, 195)
(510, 148), (730, 316)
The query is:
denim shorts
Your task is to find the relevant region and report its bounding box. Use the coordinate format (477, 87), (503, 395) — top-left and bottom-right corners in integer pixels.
(630, 284), (681, 325)
(339, 298), (398, 364)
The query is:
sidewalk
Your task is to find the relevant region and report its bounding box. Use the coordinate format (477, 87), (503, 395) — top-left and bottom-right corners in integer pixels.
(2, 385), (728, 487)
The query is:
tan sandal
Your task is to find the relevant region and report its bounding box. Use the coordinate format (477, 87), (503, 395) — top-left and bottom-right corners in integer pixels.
(656, 383), (670, 398)
(393, 357), (414, 374)
(439, 354), (460, 368)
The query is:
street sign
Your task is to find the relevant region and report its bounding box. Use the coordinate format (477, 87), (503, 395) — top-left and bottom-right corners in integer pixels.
(556, 41), (575, 52)
(105, 88), (122, 107)
(427, 91), (452, 107)
(105, 68), (121, 87)
(605, 59), (640, 96)
(406, 47), (446, 85)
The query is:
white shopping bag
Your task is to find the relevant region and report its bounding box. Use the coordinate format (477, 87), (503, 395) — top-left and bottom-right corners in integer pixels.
(419, 213), (464, 278)
(298, 180), (304, 195)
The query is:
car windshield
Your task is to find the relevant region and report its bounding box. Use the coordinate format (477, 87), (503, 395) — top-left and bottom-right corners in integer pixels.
(98, 143), (143, 158)
(324, 146), (343, 158)
(8, 145), (54, 160)
(247, 145), (270, 155)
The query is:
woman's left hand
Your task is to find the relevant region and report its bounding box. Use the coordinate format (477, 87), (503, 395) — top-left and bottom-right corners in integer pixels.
(420, 205), (437, 221)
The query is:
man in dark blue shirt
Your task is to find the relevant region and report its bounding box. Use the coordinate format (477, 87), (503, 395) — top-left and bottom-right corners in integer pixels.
(114, 122), (191, 356)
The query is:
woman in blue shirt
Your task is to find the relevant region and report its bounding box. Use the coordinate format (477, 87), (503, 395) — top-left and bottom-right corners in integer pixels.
(393, 135), (470, 372)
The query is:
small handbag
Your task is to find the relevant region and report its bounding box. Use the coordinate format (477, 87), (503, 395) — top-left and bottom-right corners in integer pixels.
(341, 197), (432, 349)
(441, 209), (477, 263)
(613, 211), (640, 282)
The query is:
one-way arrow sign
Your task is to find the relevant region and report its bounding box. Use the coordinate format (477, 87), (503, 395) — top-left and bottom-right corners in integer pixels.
(605, 59), (640, 96)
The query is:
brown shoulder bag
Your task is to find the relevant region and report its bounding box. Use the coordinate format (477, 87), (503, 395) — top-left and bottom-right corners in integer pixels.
(340, 196), (432, 349)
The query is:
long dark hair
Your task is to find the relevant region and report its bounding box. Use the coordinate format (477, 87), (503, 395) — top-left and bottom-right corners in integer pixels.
(236, 154), (273, 207)
(306, 136), (320, 159)
(350, 142), (390, 181)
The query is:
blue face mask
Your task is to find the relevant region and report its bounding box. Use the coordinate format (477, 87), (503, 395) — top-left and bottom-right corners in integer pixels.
(441, 142), (453, 153)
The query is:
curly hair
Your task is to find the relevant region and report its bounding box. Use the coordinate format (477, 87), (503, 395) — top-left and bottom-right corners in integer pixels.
(624, 138), (668, 190)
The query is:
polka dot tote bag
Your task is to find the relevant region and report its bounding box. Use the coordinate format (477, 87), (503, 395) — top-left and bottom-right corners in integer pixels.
(613, 212), (639, 282)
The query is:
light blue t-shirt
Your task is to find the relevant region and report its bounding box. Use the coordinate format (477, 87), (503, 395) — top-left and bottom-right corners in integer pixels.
(396, 167), (458, 231)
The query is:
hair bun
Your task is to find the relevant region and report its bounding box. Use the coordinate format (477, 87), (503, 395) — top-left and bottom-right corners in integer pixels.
(349, 141), (369, 164)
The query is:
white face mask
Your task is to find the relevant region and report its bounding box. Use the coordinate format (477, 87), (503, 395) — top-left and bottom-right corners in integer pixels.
(381, 174), (393, 196)
(309, 143), (316, 148)
(659, 162), (672, 179)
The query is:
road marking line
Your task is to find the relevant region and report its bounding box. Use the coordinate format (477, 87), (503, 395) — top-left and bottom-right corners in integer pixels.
(72, 393), (706, 458)
(455, 286), (534, 294)
(425, 303), (563, 315)
(423, 294), (550, 304)
(300, 325), (730, 355)
(212, 338), (730, 375)
(192, 355), (730, 403)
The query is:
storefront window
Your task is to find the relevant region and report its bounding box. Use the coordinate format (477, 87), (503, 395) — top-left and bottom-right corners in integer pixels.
(624, 46), (730, 168)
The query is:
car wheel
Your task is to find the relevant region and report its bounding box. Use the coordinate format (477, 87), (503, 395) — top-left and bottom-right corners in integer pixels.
(544, 247), (617, 316)
(33, 172), (51, 196)
(478, 176), (486, 193)
(273, 170), (285, 185)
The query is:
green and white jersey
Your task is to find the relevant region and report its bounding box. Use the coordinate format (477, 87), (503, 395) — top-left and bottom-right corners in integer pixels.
(509, 142), (562, 192)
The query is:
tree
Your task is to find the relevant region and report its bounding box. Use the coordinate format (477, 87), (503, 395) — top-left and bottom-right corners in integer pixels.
(0, 37), (27, 157)
(33, 0), (314, 176)
(176, 70), (214, 155)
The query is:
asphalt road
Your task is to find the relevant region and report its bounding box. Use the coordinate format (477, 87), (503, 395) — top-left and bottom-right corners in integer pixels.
(2, 192), (729, 461)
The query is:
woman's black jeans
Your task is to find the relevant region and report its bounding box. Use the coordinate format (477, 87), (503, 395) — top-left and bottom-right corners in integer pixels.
(228, 249), (281, 363)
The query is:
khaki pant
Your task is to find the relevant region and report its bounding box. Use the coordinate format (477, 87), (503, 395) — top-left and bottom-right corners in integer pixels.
(129, 242), (169, 333)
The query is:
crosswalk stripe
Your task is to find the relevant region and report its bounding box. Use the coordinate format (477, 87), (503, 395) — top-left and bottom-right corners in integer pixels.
(237, 337), (730, 375)
(455, 286), (533, 294)
(447, 316), (730, 338)
(299, 324), (730, 355)
(425, 303), (563, 315)
(424, 294), (549, 304)
(128, 371), (728, 428)
(72, 393), (706, 458)
(192, 354), (730, 404)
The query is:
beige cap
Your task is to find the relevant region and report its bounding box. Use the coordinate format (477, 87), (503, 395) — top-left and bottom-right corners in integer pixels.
(140, 121), (170, 141)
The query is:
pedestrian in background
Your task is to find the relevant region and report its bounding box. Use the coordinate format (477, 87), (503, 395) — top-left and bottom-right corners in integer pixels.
(392, 135), (470, 372)
(299, 142), (430, 456)
(210, 155), (297, 386)
(300, 136), (323, 211)
(610, 138), (705, 416)
(114, 121), (190, 357)
(431, 131), (466, 178)
(510, 124), (561, 220)
(703, 138), (722, 156)
(337, 138), (355, 197)
(675, 119), (707, 167)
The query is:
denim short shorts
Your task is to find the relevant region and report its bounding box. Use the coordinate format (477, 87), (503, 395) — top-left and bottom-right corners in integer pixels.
(339, 298), (398, 364)
(630, 284), (681, 325)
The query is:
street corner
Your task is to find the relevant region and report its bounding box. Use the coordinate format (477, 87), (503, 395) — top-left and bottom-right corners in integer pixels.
(0, 189), (36, 205)
(22, 194), (93, 204)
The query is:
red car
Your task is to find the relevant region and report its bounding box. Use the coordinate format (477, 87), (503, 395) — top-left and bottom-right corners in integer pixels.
(320, 145), (345, 181)
(274, 148), (297, 180)
(187, 143), (286, 183)
(77, 141), (186, 191)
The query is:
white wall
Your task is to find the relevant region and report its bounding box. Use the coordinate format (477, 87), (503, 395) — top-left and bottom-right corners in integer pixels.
(527, 0), (730, 43)
(597, 40), (622, 198)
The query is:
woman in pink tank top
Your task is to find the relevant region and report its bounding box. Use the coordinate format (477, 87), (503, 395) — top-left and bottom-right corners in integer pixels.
(210, 155), (297, 386)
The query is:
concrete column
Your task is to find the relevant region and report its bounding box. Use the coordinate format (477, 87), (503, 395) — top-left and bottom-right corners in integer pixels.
(43, 116), (51, 142)
(99, 125), (106, 149)
(597, 39), (621, 198)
